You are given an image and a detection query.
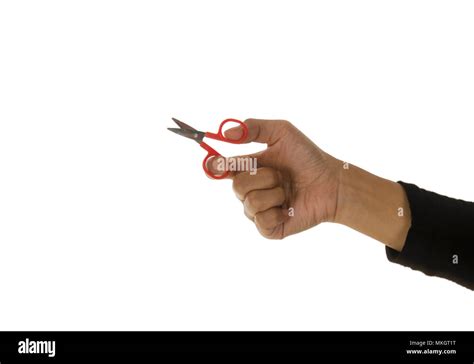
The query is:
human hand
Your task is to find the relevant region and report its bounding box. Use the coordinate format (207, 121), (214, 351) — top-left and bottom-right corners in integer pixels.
(223, 119), (342, 239)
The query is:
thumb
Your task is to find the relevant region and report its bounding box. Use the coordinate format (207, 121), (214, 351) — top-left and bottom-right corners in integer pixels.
(224, 118), (289, 145)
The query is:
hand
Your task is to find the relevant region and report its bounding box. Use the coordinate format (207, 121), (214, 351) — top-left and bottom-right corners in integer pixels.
(223, 119), (342, 239)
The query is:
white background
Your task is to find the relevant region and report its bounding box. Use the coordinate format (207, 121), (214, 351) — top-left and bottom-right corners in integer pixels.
(1, 0), (473, 330)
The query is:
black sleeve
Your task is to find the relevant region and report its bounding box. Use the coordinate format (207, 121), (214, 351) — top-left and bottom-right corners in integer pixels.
(386, 182), (474, 290)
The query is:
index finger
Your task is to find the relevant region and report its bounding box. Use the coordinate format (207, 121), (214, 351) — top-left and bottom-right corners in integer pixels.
(206, 155), (259, 180)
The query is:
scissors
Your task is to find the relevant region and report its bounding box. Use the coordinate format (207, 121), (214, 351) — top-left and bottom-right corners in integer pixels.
(168, 117), (249, 179)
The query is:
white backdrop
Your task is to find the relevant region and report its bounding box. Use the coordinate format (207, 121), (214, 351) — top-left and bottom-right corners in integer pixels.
(1, 0), (473, 330)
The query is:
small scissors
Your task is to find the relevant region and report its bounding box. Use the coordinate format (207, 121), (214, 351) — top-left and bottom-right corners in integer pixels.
(168, 117), (249, 179)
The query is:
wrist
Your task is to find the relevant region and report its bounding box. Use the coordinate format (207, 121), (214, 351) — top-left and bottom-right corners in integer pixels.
(334, 162), (411, 251)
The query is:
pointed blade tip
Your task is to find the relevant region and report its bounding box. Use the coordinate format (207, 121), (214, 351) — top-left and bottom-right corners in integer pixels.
(170, 118), (197, 132)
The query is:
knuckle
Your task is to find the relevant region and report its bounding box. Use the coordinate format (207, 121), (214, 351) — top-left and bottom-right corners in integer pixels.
(255, 214), (273, 230)
(278, 120), (296, 136)
(232, 174), (247, 199)
(244, 206), (254, 221)
(245, 191), (261, 212)
(255, 209), (283, 231)
(254, 212), (266, 228)
(258, 226), (282, 240)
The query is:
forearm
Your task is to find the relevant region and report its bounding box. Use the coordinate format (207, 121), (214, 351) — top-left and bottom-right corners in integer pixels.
(334, 162), (411, 252)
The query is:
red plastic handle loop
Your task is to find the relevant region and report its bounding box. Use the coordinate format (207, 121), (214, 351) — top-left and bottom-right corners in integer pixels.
(201, 142), (229, 180)
(205, 119), (248, 144)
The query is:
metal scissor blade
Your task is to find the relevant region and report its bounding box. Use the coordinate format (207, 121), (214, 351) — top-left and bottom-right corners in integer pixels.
(171, 117), (198, 132)
(167, 127), (204, 143)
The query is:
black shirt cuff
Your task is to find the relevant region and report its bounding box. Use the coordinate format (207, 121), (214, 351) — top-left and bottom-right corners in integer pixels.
(386, 181), (474, 290)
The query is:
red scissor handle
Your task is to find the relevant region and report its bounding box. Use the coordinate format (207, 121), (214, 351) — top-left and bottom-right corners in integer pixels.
(201, 142), (229, 179)
(200, 119), (248, 179)
(204, 119), (248, 144)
